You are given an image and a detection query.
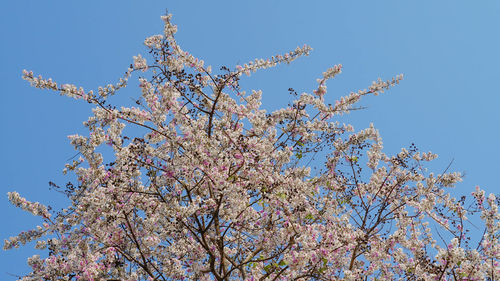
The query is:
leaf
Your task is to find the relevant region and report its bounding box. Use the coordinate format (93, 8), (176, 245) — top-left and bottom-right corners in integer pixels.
(258, 199), (265, 207)
(318, 258), (328, 273)
(336, 195), (352, 205)
(277, 192), (287, 200)
(326, 181), (333, 189)
(263, 264), (273, 273)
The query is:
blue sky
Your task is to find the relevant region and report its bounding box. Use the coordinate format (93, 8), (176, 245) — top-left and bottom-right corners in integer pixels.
(1, 1), (499, 278)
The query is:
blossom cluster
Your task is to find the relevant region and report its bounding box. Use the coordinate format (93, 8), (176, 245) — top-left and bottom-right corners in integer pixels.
(7, 192), (51, 219)
(236, 45), (313, 77)
(314, 64), (342, 98)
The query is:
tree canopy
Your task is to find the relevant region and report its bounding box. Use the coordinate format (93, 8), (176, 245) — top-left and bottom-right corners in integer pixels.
(5, 13), (499, 281)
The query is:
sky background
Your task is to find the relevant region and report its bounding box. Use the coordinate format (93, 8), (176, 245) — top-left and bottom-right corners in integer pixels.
(1, 1), (499, 279)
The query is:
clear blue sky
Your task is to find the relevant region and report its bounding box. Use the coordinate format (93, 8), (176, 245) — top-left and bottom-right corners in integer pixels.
(1, 1), (499, 278)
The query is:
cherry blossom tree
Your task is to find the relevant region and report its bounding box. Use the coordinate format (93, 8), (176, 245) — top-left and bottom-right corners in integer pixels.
(5, 13), (499, 281)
